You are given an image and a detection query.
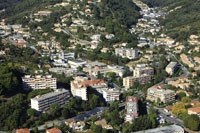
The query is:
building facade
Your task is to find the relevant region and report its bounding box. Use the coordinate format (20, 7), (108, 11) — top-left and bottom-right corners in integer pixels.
(125, 97), (138, 123)
(31, 89), (70, 111)
(115, 48), (138, 59)
(133, 64), (154, 77)
(22, 75), (57, 90)
(146, 86), (175, 103)
(123, 75), (151, 88)
(165, 62), (179, 75)
(70, 76), (90, 100)
(102, 88), (120, 102)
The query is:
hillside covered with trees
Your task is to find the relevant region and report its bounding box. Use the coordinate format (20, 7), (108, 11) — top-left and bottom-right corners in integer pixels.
(141, 0), (200, 41)
(0, 0), (24, 10)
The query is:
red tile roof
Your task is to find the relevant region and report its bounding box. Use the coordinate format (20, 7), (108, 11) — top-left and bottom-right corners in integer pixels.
(126, 96), (138, 102)
(46, 128), (62, 133)
(188, 107), (200, 114)
(16, 128), (29, 133)
(80, 79), (106, 86)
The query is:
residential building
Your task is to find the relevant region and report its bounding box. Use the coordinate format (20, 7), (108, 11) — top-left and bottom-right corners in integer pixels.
(87, 65), (125, 77)
(102, 88), (120, 102)
(22, 75), (57, 90)
(16, 128), (30, 133)
(146, 85), (175, 103)
(68, 59), (87, 68)
(133, 64), (154, 77)
(80, 79), (107, 92)
(49, 67), (78, 76)
(188, 107), (200, 117)
(134, 125), (184, 133)
(46, 128), (62, 133)
(95, 119), (113, 130)
(165, 62), (179, 75)
(65, 119), (85, 131)
(70, 77), (88, 100)
(115, 48), (138, 59)
(70, 76), (119, 102)
(125, 97), (138, 123)
(123, 75), (151, 88)
(34, 10), (52, 16)
(31, 89), (70, 111)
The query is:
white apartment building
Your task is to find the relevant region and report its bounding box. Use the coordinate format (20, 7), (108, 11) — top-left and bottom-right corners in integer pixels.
(115, 48), (138, 59)
(123, 75), (151, 88)
(70, 77), (88, 100)
(125, 97), (138, 123)
(102, 88), (120, 102)
(31, 89), (70, 111)
(22, 75), (57, 90)
(133, 64), (154, 77)
(68, 59), (87, 68)
(165, 62), (179, 75)
(147, 85), (175, 103)
(70, 76), (120, 102)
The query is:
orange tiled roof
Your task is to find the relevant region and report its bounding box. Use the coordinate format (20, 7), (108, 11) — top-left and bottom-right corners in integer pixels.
(16, 128), (29, 133)
(46, 128), (62, 133)
(191, 101), (200, 105)
(15, 43), (26, 46)
(188, 107), (200, 113)
(80, 79), (105, 86)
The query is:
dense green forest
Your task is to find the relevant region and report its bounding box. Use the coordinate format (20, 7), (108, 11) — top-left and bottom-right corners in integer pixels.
(0, 0), (61, 24)
(91, 0), (140, 47)
(141, 0), (200, 41)
(140, 0), (181, 7)
(160, 0), (200, 41)
(0, 0), (24, 10)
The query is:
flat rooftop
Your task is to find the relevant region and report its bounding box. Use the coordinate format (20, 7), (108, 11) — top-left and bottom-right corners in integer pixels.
(134, 125), (184, 133)
(31, 89), (69, 101)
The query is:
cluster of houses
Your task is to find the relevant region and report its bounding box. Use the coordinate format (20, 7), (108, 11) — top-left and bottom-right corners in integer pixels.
(130, 8), (164, 35)
(2, 0), (200, 132)
(16, 128), (62, 133)
(0, 21), (30, 48)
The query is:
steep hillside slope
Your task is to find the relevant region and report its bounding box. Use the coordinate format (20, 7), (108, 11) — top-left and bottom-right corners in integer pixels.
(0, 0), (24, 10)
(140, 0), (200, 41)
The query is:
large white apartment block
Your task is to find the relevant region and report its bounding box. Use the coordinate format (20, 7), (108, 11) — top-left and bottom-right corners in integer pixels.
(70, 76), (120, 102)
(125, 97), (138, 123)
(133, 64), (154, 77)
(102, 88), (120, 102)
(165, 62), (179, 75)
(22, 75), (57, 90)
(123, 75), (151, 88)
(115, 48), (138, 59)
(31, 89), (70, 111)
(147, 85), (175, 103)
(70, 77), (88, 100)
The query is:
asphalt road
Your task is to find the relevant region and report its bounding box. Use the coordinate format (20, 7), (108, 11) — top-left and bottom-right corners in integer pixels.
(35, 107), (108, 130)
(156, 108), (184, 126)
